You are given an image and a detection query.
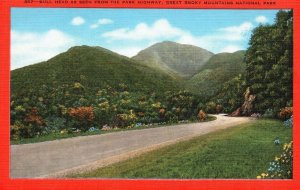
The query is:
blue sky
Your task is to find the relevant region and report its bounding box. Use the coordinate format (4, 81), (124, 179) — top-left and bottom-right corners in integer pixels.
(11, 8), (279, 69)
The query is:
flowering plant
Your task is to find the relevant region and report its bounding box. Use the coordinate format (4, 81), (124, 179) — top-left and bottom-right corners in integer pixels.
(250, 113), (261, 119)
(283, 116), (293, 128)
(257, 141), (293, 179)
(198, 110), (206, 121)
(278, 107), (293, 120)
(68, 106), (95, 131)
(274, 138), (280, 145)
(68, 107), (94, 122)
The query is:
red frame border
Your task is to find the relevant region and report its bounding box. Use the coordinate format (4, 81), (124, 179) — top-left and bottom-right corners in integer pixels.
(1, 0), (300, 189)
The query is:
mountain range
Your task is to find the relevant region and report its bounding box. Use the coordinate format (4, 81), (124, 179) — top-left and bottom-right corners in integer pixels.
(11, 41), (246, 98)
(133, 41), (214, 79)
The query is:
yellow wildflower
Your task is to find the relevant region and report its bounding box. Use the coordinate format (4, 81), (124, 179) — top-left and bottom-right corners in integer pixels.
(74, 82), (84, 89)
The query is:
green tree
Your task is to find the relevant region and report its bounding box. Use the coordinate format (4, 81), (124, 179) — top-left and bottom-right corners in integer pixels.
(212, 74), (246, 113)
(245, 10), (293, 113)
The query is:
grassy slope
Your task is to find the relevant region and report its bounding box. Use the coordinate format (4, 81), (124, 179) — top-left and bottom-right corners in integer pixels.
(186, 50), (246, 96)
(132, 41), (214, 78)
(73, 119), (292, 179)
(11, 45), (179, 95)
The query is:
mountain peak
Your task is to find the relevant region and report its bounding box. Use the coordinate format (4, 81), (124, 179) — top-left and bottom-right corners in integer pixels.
(11, 44), (179, 95)
(155, 41), (178, 45)
(133, 41), (214, 78)
(66, 45), (113, 54)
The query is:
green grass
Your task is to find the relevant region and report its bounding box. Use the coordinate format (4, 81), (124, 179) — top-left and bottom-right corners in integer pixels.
(11, 130), (102, 145)
(11, 116), (216, 145)
(72, 119), (292, 179)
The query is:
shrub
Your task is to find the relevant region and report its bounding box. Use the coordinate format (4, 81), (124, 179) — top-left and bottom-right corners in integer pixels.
(93, 106), (114, 127)
(113, 110), (137, 128)
(10, 84), (208, 139)
(198, 110), (206, 121)
(44, 116), (66, 133)
(73, 82), (84, 89)
(278, 107), (293, 120)
(58, 104), (68, 116)
(165, 90), (196, 119)
(205, 101), (217, 114)
(98, 101), (110, 110)
(22, 108), (45, 137)
(10, 121), (24, 140)
(68, 106), (94, 131)
(25, 108), (44, 127)
(138, 115), (159, 124)
(15, 105), (26, 112)
(197, 102), (205, 110)
(216, 104), (223, 114)
(159, 108), (166, 117)
(164, 111), (177, 122)
(11, 105), (27, 123)
(10, 121), (42, 139)
(257, 141), (293, 179)
(263, 108), (276, 118)
(68, 106), (94, 121)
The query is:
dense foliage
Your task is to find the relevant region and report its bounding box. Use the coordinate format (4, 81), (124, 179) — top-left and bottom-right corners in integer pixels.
(245, 10), (293, 114)
(187, 51), (246, 98)
(278, 107), (293, 120)
(202, 10), (293, 116)
(210, 74), (246, 113)
(10, 81), (207, 139)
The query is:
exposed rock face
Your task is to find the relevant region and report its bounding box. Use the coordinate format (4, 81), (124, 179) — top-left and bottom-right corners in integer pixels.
(230, 87), (256, 117)
(230, 107), (241, 117)
(241, 87), (256, 116)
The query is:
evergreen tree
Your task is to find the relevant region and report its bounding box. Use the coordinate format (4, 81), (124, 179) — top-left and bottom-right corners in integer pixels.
(245, 10), (293, 113)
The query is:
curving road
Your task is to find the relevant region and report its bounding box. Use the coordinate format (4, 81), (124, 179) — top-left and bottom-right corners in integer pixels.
(10, 115), (252, 178)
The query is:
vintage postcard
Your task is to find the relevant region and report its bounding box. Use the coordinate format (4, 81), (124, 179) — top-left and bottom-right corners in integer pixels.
(0, 0), (299, 189)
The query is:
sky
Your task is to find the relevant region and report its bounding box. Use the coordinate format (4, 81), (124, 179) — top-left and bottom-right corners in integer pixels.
(11, 8), (279, 69)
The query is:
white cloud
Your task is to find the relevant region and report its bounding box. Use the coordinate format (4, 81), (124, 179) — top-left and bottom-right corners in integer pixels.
(176, 22), (253, 51)
(90, 24), (99, 29)
(98, 18), (113, 25)
(218, 22), (254, 40)
(255, 16), (268, 24)
(90, 18), (113, 29)
(71, 16), (85, 26)
(102, 19), (253, 55)
(102, 19), (187, 40)
(221, 45), (243, 53)
(11, 29), (75, 69)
